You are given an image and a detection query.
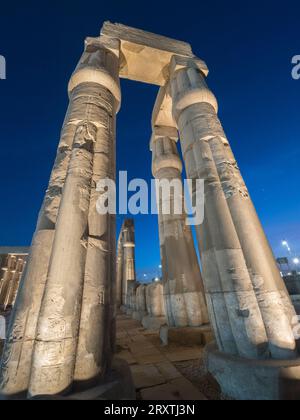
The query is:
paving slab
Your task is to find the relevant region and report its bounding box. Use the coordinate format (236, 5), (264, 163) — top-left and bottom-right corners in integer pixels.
(140, 377), (207, 400)
(155, 361), (183, 381)
(131, 364), (166, 390)
(164, 348), (202, 362)
(117, 350), (137, 366)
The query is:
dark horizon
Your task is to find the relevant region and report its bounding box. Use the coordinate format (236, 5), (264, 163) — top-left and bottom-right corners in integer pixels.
(0, 1), (299, 278)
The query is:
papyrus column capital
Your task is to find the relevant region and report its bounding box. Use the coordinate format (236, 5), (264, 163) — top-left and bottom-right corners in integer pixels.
(68, 36), (121, 111)
(169, 55), (218, 119)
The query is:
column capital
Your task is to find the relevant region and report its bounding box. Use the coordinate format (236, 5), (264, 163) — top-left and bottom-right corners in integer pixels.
(169, 55), (209, 78)
(169, 56), (218, 119)
(68, 36), (121, 111)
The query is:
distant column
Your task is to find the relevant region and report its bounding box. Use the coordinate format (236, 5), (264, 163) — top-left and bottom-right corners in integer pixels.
(122, 220), (136, 307)
(116, 230), (124, 307)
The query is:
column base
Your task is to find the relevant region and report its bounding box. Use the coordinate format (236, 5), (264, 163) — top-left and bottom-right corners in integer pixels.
(125, 308), (134, 316)
(30, 358), (136, 401)
(204, 343), (300, 400)
(291, 295), (300, 315)
(132, 311), (147, 322)
(160, 324), (213, 346)
(142, 315), (167, 331)
(120, 305), (127, 313)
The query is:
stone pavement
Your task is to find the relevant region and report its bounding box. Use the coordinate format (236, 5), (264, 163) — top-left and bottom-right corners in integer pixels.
(116, 313), (211, 400)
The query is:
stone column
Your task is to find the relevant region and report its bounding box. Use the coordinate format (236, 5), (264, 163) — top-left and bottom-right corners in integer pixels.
(151, 126), (208, 328)
(122, 220), (136, 307)
(72, 37), (120, 388)
(116, 229), (124, 308)
(142, 281), (166, 330)
(169, 56), (300, 398)
(0, 74), (83, 399)
(133, 284), (147, 321)
(0, 36), (121, 399)
(28, 37), (120, 397)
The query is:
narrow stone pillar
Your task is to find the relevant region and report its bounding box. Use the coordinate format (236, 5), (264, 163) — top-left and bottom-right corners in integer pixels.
(151, 126), (208, 328)
(116, 229), (124, 308)
(169, 56), (298, 361)
(126, 281), (139, 316)
(133, 284), (147, 321)
(122, 220), (136, 307)
(142, 282), (167, 330)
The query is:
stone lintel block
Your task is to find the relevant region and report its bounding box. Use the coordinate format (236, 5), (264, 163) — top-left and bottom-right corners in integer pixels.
(160, 325), (214, 346)
(101, 22), (202, 86)
(204, 343), (300, 400)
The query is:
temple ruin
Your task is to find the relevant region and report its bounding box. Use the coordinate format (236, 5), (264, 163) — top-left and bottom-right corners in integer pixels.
(1, 22), (300, 401)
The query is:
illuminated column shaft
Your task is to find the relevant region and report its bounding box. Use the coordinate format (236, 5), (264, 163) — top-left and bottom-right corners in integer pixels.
(151, 126), (208, 327)
(116, 230), (124, 307)
(122, 220), (136, 306)
(74, 37), (120, 385)
(27, 38), (121, 397)
(170, 57), (297, 359)
(0, 66), (87, 398)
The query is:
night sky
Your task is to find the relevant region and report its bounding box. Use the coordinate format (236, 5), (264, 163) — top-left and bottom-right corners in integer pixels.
(0, 1), (299, 280)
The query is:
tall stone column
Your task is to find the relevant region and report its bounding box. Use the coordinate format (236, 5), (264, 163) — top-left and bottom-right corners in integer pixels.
(151, 126), (208, 328)
(116, 229), (124, 308)
(121, 220), (136, 307)
(133, 284), (147, 321)
(169, 56), (300, 399)
(142, 281), (166, 330)
(0, 36), (121, 399)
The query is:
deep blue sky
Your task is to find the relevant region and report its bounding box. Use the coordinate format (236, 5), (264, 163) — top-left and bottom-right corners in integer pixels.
(0, 1), (299, 279)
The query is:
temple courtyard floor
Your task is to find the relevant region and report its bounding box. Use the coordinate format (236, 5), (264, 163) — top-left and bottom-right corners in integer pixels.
(116, 313), (226, 400)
